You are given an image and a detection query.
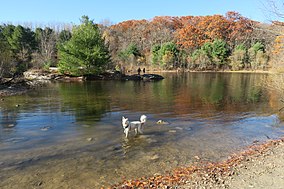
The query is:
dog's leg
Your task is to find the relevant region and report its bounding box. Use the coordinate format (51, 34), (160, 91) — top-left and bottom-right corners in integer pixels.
(138, 123), (143, 134)
(134, 128), (138, 135)
(124, 128), (129, 138)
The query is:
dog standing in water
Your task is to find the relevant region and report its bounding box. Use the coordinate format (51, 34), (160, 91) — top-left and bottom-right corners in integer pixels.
(122, 115), (147, 138)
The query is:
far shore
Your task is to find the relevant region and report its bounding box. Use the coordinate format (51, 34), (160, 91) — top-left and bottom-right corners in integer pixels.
(149, 69), (272, 74)
(0, 68), (279, 97)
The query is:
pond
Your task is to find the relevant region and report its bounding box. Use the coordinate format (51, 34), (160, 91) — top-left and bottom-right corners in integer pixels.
(1, 72), (284, 188)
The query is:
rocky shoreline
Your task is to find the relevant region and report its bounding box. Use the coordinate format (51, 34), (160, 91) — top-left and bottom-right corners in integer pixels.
(112, 138), (284, 188)
(0, 70), (164, 97)
(23, 69), (164, 82)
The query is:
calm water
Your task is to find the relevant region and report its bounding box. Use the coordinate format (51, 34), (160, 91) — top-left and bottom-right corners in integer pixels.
(1, 72), (284, 188)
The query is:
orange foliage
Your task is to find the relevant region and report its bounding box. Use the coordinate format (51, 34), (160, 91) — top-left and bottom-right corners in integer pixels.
(176, 22), (208, 49)
(175, 11), (254, 50)
(110, 19), (148, 32)
(273, 35), (284, 54)
(107, 11), (254, 59)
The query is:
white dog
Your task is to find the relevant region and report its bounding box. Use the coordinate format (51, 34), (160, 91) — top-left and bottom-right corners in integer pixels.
(121, 115), (147, 138)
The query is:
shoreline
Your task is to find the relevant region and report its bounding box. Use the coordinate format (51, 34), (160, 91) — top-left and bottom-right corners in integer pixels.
(0, 69), (272, 97)
(149, 69), (272, 74)
(112, 137), (284, 188)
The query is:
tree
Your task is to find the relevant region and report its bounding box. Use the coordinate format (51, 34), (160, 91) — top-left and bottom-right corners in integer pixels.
(248, 42), (268, 70)
(211, 39), (229, 68)
(191, 48), (211, 70)
(229, 44), (247, 70)
(265, 0), (284, 19)
(150, 42), (178, 68)
(33, 27), (57, 69)
(159, 42), (179, 68)
(190, 39), (229, 70)
(151, 44), (161, 65)
(2, 25), (36, 75)
(118, 43), (141, 65)
(58, 29), (72, 44)
(58, 16), (111, 76)
(175, 12), (253, 51)
(0, 27), (14, 78)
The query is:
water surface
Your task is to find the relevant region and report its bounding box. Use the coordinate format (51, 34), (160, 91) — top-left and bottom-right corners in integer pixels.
(1, 72), (284, 188)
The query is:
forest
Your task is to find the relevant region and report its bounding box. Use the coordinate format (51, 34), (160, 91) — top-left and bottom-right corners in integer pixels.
(0, 11), (284, 78)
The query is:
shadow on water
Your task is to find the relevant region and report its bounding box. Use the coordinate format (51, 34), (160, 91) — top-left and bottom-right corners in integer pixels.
(1, 72), (284, 187)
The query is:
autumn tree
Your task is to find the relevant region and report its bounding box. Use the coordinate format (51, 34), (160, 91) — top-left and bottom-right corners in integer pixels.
(225, 11), (254, 48)
(175, 12), (253, 51)
(175, 17), (208, 50)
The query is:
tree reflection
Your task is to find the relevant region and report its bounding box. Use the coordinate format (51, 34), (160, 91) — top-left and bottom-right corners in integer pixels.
(109, 73), (269, 117)
(58, 82), (111, 124)
(0, 73), (270, 135)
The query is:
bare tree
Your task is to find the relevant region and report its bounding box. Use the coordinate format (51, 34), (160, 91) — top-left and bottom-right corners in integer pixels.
(33, 27), (57, 69)
(265, 0), (284, 19)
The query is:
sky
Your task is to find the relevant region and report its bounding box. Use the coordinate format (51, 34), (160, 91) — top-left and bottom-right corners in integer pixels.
(0, 0), (279, 25)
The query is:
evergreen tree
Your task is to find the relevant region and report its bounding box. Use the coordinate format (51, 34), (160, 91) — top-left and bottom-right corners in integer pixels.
(58, 16), (111, 76)
(2, 25), (36, 75)
(0, 26), (14, 77)
(58, 29), (72, 45)
(211, 39), (229, 68)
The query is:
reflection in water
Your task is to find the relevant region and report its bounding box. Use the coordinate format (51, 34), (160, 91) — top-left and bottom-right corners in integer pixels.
(0, 73), (284, 188)
(58, 82), (110, 123)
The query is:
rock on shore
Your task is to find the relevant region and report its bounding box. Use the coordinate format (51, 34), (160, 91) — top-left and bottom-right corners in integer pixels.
(24, 69), (164, 82)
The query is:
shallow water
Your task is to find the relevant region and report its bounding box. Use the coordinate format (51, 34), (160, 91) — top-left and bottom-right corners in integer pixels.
(1, 72), (284, 188)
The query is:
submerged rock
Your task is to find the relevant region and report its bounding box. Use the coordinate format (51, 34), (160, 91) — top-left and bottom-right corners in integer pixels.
(156, 120), (170, 124)
(86, 137), (93, 142)
(41, 126), (52, 131)
(150, 154), (160, 160)
(7, 124), (15, 128)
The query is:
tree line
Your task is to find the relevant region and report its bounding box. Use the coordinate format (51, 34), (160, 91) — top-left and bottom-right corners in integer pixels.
(0, 12), (282, 78)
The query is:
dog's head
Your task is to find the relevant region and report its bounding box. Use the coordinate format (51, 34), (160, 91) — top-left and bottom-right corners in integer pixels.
(122, 116), (129, 129)
(140, 115), (147, 123)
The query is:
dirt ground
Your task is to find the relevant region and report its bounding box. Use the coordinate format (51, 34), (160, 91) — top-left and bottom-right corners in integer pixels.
(181, 139), (284, 189)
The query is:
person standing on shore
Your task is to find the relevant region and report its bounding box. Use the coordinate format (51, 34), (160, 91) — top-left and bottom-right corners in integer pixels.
(137, 67), (141, 75)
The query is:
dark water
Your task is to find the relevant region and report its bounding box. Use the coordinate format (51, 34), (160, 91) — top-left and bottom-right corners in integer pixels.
(1, 72), (284, 188)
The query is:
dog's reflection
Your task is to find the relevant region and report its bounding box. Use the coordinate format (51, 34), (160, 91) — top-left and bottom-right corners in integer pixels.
(121, 134), (156, 156)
